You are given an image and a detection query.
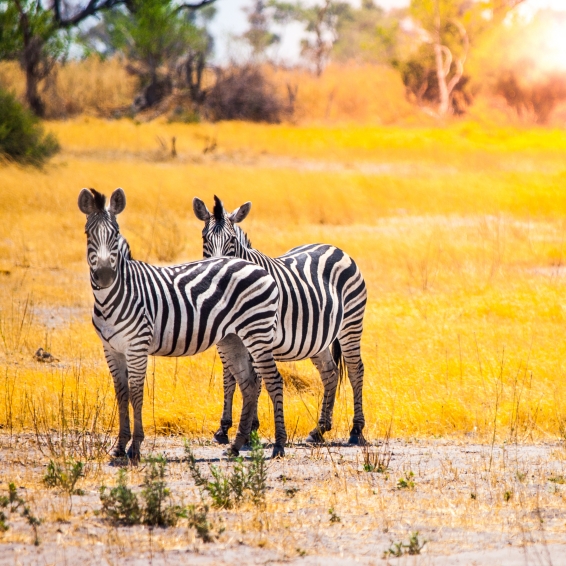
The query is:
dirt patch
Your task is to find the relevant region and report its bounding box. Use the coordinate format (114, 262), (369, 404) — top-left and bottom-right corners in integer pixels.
(0, 437), (565, 565)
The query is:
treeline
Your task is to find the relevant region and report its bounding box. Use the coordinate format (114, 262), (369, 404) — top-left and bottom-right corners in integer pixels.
(0, 0), (565, 125)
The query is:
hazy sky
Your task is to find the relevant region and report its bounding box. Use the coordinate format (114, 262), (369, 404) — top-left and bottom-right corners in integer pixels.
(207, 0), (566, 64)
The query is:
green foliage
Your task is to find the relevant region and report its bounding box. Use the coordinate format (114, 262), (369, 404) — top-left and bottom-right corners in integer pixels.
(101, 0), (209, 79)
(242, 1), (280, 60)
(43, 458), (85, 496)
(0, 482), (41, 545)
(328, 507), (340, 523)
(186, 503), (218, 543)
(142, 455), (186, 527)
(185, 431), (268, 509)
(0, 1), (68, 63)
(383, 532), (427, 558)
(397, 471), (415, 490)
(99, 456), (185, 527)
(99, 469), (142, 526)
(0, 89), (60, 166)
(332, 0), (400, 64)
(270, 0), (351, 74)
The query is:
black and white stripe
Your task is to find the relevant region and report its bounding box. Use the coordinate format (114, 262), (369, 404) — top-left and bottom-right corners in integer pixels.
(78, 188), (287, 461)
(193, 196), (367, 444)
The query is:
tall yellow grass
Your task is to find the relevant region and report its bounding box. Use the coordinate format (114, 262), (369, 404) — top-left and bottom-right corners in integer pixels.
(1, 119), (566, 445)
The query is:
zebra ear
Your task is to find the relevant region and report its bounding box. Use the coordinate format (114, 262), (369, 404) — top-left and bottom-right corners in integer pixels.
(229, 202), (252, 224)
(78, 189), (96, 215)
(109, 188), (126, 216)
(193, 197), (211, 221)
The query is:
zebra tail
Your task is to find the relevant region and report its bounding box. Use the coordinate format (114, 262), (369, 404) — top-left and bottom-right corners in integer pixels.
(331, 339), (346, 386)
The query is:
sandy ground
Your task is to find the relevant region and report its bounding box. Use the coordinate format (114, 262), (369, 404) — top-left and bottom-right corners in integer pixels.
(0, 436), (565, 565)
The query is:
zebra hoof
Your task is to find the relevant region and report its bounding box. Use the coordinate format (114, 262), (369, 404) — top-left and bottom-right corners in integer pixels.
(213, 428), (230, 445)
(111, 446), (127, 458)
(348, 433), (367, 446)
(127, 445), (141, 465)
(224, 446), (239, 458)
(271, 445), (285, 459)
(305, 429), (325, 444)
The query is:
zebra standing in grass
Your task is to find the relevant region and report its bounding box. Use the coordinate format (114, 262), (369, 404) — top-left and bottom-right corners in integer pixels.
(193, 196), (367, 444)
(78, 188), (287, 461)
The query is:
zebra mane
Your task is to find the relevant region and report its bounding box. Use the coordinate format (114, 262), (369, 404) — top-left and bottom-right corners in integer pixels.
(213, 195), (224, 222)
(90, 188), (107, 212)
(235, 225), (252, 249)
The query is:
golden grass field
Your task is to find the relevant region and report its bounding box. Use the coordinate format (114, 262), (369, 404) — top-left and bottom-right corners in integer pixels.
(3, 118), (566, 563)
(2, 118), (566, 445)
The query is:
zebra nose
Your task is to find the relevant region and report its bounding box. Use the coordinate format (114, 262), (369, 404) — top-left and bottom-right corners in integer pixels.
(93, 267), (116, 288)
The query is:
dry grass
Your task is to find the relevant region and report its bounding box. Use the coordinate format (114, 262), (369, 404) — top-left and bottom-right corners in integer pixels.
(1, 119), (566, 445)
(0, 438), (565, 563)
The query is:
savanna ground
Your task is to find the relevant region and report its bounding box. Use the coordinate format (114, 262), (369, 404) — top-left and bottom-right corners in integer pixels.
(1, 119), (566, 563)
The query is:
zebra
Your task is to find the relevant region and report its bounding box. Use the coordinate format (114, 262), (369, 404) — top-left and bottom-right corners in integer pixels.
(78, 188), (287, 461)
(193, 196), (367, 445)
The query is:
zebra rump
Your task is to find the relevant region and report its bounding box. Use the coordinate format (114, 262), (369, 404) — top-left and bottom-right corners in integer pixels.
(193, 195), (367, 445)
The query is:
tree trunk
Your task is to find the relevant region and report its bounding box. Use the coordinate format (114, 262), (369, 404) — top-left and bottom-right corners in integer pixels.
(23, 36), (46, 117)
(434, 41), (450, 117)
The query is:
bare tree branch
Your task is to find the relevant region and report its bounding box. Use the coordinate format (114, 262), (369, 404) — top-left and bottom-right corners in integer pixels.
(174, 0), (217, 13)
(53, 0), (127, 29)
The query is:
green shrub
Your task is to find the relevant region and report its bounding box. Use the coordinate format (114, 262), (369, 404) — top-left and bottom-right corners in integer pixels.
(43, 458), (85, 496)
(0, 89), (60, 166)
(185, 431), (267, 509)
(99, 455), (185, 527)
(99, 469), (142, 526)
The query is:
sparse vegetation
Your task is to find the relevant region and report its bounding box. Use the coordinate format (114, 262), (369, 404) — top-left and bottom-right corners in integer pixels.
(0, 483), (41, 545)
(397, 471), (415, 490)
(383, 532), (427, 558)
(185, 431), (267, 509)
(100, 455), (186, 527)
(43, 457), (85, 498)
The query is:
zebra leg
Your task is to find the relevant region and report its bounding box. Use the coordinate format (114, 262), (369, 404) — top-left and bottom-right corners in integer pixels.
(125, 353), (149, 464)
(245, 349), (286, 458)
(216, 335), (260, 457)
(339, 337), (365, 445)
(213, 364), (237, 445)
(104, 346), (131, 458)
(306, 347), (339, 444)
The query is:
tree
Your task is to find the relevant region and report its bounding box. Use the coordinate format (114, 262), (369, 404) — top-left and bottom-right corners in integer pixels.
(99, 0), (215, 110)
(270, 0), (351, 76)
(332, 1), (400, 65)
(405, 0), (526, 117)
(0, 0), (215, 117)
(242, 1), (280, 61)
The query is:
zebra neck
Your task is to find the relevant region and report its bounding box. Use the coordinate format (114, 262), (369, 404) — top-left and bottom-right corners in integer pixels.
(237, 246), (273, 271)
(92, 252), (132, 316)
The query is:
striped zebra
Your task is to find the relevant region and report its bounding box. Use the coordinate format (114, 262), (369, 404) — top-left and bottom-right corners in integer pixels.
(193, 196), (367, 444)
(78, 188), (287, 461)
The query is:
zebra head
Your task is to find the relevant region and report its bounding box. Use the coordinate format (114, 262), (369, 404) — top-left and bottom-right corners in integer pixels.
(193, 195), (252, 258)
(78, 188), (126, 290)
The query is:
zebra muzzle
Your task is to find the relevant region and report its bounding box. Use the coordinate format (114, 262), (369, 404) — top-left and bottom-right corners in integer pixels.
(92, 266), (116, 289)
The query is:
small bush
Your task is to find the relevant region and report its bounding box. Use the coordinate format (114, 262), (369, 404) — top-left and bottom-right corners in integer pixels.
(397, 471), (415, 490)
(141, 455), (186, 527)
(0, 483), (41, 545)
(43, 458), (85, 496)
(204, 65), (284, 123)
(383, 532), (427, 558)
(0, 89), (60, 166)
(99, 469), (142, 526)
(185, 430), (267, 509)
(99, 455), (185, 528)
